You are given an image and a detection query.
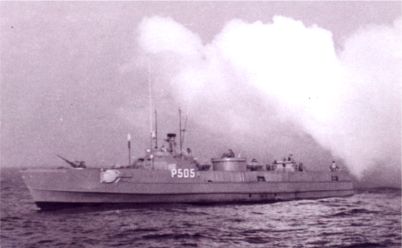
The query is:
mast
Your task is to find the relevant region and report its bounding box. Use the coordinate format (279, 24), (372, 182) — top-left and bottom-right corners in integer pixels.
(179, 108), (188, 155)
(148, 59), (154, 150)
(182, 115), (187, 151)
(147, 59), (155, 169)
(154, 110), (158, 149)
(179, 108), (182, 155)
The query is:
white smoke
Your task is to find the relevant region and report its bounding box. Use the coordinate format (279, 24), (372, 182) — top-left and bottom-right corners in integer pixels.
(134, 16), (401, 184)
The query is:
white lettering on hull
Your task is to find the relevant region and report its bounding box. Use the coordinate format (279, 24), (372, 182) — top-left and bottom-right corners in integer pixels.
(170, 168), (195, 178)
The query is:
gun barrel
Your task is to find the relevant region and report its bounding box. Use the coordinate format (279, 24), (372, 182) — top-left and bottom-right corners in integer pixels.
(56, 154), (78, 168)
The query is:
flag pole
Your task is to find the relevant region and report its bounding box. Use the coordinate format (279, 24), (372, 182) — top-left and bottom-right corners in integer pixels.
(127, 133), (132, 166)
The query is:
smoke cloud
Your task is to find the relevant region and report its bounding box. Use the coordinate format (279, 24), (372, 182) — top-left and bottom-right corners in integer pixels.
(130, 16), (401, 186)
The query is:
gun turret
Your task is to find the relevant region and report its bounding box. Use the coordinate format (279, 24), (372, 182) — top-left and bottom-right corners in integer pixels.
(56, 155), (86, 169)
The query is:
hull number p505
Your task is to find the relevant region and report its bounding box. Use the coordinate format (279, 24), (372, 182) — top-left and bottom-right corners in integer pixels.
(171, 168), (195, 178)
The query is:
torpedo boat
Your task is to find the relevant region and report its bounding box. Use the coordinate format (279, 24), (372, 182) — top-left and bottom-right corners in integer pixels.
(21, 110), (354, 210)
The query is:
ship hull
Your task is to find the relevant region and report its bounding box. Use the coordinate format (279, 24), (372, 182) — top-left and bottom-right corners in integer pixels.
(33, 190), (354, 210)
(21, 168), (354, 210)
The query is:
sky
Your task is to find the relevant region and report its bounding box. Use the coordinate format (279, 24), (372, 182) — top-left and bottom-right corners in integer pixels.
(1, 2), (401, 187)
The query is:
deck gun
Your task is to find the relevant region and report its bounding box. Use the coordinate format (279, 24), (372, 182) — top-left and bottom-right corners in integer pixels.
(56, 155), (86, 169)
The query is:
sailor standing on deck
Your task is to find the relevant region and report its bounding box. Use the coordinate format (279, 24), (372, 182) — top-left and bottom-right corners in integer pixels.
(330, 160), (338, 171)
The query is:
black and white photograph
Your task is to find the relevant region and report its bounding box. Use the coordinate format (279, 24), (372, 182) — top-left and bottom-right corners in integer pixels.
(1, 1), (401, 247)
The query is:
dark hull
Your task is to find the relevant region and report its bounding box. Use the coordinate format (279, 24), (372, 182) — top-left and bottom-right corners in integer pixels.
(35, 190), (353, 210)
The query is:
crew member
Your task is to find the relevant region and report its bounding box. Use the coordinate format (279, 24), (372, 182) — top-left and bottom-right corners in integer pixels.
(298, 162), (304, 171)
(330, 160), (338, 171)
(228, 149), (235, 158)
